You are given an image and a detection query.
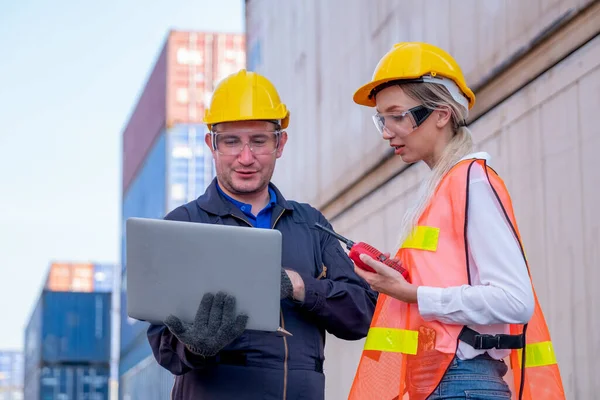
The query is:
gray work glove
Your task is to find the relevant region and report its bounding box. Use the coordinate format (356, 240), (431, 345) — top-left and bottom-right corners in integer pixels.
(281, 268), (294, 299)
(164, 291), (248, 357)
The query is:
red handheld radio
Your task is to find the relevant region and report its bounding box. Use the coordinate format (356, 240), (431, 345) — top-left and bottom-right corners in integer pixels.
(314, 223), (409, 280)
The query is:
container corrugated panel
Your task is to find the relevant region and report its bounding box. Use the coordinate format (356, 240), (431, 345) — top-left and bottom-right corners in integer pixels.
(123, 30), (245, 196)
(25, 291), (112, 367)
(119, 355), (173, 400)
(44, 262), (115, 293)
(0, 351), (23, 389)
(26, 364), (109, 400)
(165, 31), (245, 130)
(45, 262), (95, 293)
(166, 123), (215, 212)
(121, 40), (168, 195)
(42, 292), (111, 364)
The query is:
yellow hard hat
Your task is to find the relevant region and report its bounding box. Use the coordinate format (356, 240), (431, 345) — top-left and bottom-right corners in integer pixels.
(353, 42), (475, 110)
(204, 69), (290, 130)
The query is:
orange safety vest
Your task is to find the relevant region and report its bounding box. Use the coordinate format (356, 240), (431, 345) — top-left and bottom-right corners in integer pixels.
(348, 158), (565, 400)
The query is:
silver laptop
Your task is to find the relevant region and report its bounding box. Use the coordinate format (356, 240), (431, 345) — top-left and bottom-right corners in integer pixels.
(125, 217), (282, 332)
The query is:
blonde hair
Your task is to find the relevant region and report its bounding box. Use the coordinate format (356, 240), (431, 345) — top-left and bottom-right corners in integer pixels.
(394, 81), (474, 249)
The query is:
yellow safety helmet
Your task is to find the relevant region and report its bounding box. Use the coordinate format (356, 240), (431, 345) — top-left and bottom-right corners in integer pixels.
(353, 42), (475, 111)
(204, 69), (290, 130)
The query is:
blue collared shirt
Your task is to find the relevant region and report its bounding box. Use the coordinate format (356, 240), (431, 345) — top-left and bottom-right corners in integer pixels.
(216, 182), (277, 229)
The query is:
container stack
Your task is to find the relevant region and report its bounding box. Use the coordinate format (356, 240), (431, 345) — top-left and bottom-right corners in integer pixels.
(118, 30), (246, 399)
(23, 262), (114, 400)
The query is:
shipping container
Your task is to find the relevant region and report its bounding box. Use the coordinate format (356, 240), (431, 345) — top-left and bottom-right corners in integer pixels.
(92, 264), (116, 293)
(122, 30), (245, 195)
(245, 0), (600, 399)
(23, 364), (109, 400)
(166, 123), (215, 212)
(245, 0), (596, 208)
(22, 366), (39, 400)
(119, 355), (173, 400)
(118, 29), (246, 397)
(23, 297), (43, 376)
(118, 333), (155, 379)
(0, 351), (23, 391)
(121, 133), (167, 275)
(24, 291), (112, 371)
(44, 262), (115, 293)
(118, 289), (149, 359)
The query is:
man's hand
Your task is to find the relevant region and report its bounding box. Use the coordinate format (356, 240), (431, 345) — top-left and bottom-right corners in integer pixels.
(164, 291), (248, 357)
(281, 268), (305, 302)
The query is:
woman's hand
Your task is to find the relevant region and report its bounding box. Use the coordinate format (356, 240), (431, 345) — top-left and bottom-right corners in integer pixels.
(354, 253), (419, 304)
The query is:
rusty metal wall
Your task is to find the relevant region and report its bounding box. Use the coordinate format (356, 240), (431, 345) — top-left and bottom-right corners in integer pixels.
(245, 1), (600, 399)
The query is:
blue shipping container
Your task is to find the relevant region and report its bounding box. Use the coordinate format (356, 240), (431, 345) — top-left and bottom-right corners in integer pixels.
(121, 132), (167, 276)
(24, 291), (111, 370)
(0, 350), (23, 389)
(166, 124), (215, 213)
(24, 297), (43, 375)
(91, 264), (115, 293)
(120, 133), (166, 355)
(24, 364), (109, 400)
(118, 288), (149, 360)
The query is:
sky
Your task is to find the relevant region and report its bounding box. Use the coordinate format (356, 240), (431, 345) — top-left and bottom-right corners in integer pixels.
(0, 0), (244, 350)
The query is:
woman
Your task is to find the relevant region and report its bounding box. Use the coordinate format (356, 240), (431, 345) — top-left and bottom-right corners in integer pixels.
(348, 42), (565, 400)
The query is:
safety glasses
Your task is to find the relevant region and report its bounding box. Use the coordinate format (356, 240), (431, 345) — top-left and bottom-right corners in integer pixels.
(211, 130), (282, 156)
(372, 105), (434, 137)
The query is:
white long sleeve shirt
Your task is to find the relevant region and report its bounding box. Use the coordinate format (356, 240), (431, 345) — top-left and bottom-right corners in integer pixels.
(416, 152), (535, 360)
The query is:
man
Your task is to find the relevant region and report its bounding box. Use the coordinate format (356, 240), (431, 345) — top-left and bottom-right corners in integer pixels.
(146, 69), (378, 399)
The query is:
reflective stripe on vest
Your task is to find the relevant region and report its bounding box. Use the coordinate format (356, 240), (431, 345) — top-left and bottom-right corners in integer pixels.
(363, 327), (419, 355)
(401, 226), (440, 251)
(518, 341), (558, 368)
(361, 224), (440, 356)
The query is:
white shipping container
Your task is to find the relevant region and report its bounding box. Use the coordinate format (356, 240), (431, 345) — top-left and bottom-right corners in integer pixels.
(245, 0), (600, 398)
(246, 0), (595, 207)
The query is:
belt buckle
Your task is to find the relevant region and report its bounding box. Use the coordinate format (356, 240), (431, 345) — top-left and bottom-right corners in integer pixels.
(474, 334), (500, 350)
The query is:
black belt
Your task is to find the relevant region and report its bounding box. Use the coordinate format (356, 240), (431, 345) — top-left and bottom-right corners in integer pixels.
(214, 352), (324, 373)
(459, 327), (525, 350)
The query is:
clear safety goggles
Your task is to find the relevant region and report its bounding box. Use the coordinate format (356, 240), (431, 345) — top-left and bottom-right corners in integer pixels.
(210, 129), (282, 156)
(372, 105), (434, 137)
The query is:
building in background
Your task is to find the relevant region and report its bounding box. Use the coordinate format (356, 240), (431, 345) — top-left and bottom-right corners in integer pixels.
(0, 350), (23, 400)
(119, 30), (245, 399)
(245, 0), (600, 398)
(23, 262), (115, 400)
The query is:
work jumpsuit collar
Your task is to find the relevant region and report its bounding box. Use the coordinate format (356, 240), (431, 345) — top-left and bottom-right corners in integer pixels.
(196, 178), (294, 225)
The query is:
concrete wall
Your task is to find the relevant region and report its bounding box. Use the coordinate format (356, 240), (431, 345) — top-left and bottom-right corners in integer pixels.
(245, 1), (600, 398)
